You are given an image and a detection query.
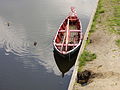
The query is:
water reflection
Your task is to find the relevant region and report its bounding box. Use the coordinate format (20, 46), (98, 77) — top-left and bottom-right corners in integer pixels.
(0, 0), (98, 89)
(0, 17), (59, 76)
(0, 15), (76, 77)
(53, 47), (79, 77)
(0, 17), (61, 76)
(0, 17), (30, 56)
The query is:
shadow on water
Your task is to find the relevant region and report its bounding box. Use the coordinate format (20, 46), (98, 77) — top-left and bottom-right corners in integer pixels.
(53, 48), (79, 78)
(0, 48), (71, 90)
(0, 17), (72, 90)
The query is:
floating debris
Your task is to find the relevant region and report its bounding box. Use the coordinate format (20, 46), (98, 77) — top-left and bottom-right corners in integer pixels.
(7, 22), (10, 26)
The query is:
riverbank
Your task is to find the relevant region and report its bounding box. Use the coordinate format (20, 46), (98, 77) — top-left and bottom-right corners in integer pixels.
(74, 0), (120, 90)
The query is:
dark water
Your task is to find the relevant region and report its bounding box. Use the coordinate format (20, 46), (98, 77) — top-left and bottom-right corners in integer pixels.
(0, 0), (97, 90)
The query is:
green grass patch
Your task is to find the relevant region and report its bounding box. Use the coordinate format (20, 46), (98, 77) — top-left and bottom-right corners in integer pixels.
(108, 0), (120, 34)
(98, 8), (105, 14)
(78, 50), (96, 71)
(115, 39), (120, 47)
(108, 26), (120, 35)
(86, 39), (91, 46)
(90, 22), (96, 33)
(89, 0), (105, 34)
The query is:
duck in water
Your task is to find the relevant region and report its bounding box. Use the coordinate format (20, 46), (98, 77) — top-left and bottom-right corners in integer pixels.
(34, 41), (37, 46)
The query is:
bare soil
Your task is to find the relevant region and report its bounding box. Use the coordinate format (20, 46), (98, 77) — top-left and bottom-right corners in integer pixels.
(73, 0), (120, 89)
(74, 28), (120, 90)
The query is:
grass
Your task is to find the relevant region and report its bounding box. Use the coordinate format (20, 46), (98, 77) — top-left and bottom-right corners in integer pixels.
(77, 0), (103, 71)
(78, 50), (96, 71)
(90, 0), (120, 34)
(75, 0), (120, 87)
(108, 0), (120, 34)
(89, 0), (105, 34)
(78, 0), (120, 71)
(86, 39), (91, 46)
(115, 39), (120, 47)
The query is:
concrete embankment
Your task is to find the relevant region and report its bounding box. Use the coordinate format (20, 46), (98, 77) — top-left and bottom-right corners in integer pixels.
(68, 0), (99, 90)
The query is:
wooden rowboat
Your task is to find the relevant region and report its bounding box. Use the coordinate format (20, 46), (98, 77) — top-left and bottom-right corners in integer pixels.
(53, 7), (83, 57)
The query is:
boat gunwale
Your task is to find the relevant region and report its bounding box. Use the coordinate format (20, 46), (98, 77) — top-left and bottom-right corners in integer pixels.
(53, 10), (82, 55)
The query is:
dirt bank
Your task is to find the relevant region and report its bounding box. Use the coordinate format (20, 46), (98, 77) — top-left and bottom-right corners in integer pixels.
(73, 0), (120, 89)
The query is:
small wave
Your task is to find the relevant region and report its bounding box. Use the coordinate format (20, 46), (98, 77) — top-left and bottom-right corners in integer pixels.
(0, 17), (30, 56)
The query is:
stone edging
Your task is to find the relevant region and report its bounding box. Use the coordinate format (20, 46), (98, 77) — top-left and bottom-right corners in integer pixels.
(68, 0), (99, 90)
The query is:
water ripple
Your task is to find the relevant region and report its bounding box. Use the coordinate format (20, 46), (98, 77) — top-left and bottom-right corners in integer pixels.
(0, 17), (30, 56)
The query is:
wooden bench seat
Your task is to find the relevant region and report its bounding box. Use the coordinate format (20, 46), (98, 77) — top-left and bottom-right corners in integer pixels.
(55, 43), (78, 46)
(58, 29), (81, 32)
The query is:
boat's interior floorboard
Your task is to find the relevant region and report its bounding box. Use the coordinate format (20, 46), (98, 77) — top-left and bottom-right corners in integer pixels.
(55, 17), (81, 52)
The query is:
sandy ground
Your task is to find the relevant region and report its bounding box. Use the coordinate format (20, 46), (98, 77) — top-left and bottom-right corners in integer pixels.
(74, 28), (120, 90)
(73, 19), (120, 90)
(73, 0), (120, 89)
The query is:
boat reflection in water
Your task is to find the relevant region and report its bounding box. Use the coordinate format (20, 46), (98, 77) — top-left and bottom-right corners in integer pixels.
(53, 47), (79, 77)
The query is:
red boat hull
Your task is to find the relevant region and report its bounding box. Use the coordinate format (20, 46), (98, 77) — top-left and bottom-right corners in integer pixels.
(53, 7), (83, 56)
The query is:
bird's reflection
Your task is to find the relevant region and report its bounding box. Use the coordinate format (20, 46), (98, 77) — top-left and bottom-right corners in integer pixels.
(53, 49), (79, 77)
